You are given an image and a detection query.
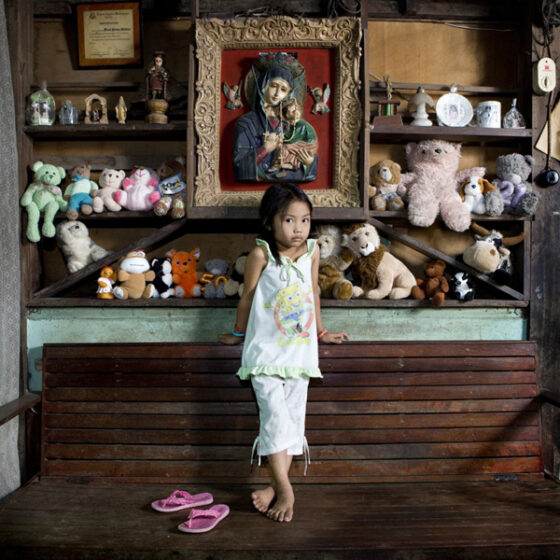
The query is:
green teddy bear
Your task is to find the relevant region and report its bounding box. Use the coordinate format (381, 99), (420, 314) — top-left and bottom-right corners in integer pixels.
(20, 161), (68, 243)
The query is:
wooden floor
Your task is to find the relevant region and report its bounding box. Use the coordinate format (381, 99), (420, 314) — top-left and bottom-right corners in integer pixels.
(2, 478), (560, 559)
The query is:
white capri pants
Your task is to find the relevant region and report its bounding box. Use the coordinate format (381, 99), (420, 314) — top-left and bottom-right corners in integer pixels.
(250, 375), (310, 464)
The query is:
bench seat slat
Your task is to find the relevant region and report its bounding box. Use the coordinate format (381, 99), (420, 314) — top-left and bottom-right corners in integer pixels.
(44, 356), (537, 374)
(44, 384), (539, 402)
(44, 425), (541, 445)
(44, 370), (537, 388)
(45, 341), (536, 359)
(43, 411), (539, 430)
(43, 441), (543, 460)
(44, 398), (537, 415)
(43, 456), (543, 478)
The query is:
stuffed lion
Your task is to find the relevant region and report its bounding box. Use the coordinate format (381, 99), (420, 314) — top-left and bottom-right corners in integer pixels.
(342, 222), (416, 300)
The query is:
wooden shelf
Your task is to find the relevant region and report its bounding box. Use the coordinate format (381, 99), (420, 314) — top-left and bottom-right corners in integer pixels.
(369, 210), (531, 222)
(370, 124), (532, 143)
(24, 123), (187, 140)
(26, 297), (528, 309)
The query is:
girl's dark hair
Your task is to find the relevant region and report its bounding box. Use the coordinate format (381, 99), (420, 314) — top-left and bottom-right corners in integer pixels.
(259, 183), (313, 264)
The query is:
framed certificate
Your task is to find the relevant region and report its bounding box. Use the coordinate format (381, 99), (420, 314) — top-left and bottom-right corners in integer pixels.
(76, 2), (142, 68)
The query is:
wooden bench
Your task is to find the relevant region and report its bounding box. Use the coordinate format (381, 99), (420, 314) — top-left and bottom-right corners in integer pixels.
(3, 340), (560, 559)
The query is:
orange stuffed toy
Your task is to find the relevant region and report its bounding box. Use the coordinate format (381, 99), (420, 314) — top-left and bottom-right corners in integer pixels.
(166, 248), (202, 298)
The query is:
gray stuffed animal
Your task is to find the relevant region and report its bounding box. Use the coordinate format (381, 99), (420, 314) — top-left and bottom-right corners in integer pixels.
(492, 153), (540, 216)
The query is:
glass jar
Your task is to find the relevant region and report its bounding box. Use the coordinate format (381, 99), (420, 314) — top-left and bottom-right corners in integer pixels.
(26, 81), (56, 125)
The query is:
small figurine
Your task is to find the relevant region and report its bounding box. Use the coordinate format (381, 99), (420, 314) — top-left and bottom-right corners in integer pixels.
(97, 266), (117, 299)
(84, 94), (109, 124)
(407, 86), (435, 127)
(146, 51), (169, 101)
(222, 81), (243, 110)
(59, 100), (79, 125)
(115, 96), (127, 124)
(503, 98), (526, 129)
(373, 75), (402, 126)
(145, 51), (170, 124)
(308, 84), (330, 114)
(267, 98), (318, 176)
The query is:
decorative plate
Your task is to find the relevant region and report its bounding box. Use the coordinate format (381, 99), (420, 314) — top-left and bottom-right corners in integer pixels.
(436, 86), (473, 127)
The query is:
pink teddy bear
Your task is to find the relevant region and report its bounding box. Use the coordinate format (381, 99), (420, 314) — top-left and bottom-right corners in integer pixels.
(113, 167), (160, 211)
(401, 140), (485, 232)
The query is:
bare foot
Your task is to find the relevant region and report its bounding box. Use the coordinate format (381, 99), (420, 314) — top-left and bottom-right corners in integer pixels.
(266, 482), (294, 522)
(251, 486), (275, 513)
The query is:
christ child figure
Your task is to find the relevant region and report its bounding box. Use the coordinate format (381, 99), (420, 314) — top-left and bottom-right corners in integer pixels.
(268, 98), (318, 175)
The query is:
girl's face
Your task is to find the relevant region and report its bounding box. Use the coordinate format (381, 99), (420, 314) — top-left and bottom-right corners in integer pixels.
(271, 199), (311, 252)
(264, 78), (291, 106)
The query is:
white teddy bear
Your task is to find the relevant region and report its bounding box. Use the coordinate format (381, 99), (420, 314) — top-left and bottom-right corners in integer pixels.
(92, 168), (126, 213)
(55, 220), (109, 273)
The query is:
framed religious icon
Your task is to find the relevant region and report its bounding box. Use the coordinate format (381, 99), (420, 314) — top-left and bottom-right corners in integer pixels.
(76, 2), (142, 68)
(192, 17), (363, 212)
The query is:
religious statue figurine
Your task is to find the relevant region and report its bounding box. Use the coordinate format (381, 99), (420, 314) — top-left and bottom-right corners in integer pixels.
(267, 98), (317, 176)
(308, 83), (330, 114)
(145, 51), (170, 124)
(115, 96), (127, 124)
(84, 93), (109, 124)
(222, 81), (243, 110)
(232, 51), (318, 183)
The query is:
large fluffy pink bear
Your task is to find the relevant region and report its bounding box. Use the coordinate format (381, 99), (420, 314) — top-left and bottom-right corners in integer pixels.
(401, 140), (484, 232)
(113, 167), (160, 211)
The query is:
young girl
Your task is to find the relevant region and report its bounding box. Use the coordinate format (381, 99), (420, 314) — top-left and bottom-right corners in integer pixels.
(219, 183), (348, 523)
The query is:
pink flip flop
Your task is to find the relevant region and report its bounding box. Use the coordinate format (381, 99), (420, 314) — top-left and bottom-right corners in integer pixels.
(151, 490), (214, 512)
(177, 504), (230, 533)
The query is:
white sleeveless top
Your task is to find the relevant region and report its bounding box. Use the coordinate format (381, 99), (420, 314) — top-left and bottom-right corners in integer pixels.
(237, 238), (322, 380)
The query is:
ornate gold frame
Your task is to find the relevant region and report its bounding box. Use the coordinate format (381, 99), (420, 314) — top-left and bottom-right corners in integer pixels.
(193, 16), (363, 209)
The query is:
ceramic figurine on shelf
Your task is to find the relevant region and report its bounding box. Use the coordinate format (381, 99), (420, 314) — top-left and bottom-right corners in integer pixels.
(59, 100), (79, 125)
(97, 266), (117, 299)
(84, 94), (108, 124)
(222, 81), (243, 110)
(146, 51), (169, 100)
(26, 81), (55, 125)
(407, 86), (435, 126)
(115, 96), (127, 124)
(146, 51), (170, 124)
(308, 83), (330, 114)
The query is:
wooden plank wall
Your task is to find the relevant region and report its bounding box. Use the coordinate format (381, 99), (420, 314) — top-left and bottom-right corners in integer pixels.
(41, 341), (541, 484)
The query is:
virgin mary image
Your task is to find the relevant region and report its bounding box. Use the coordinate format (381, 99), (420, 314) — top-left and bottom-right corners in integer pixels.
(232, 52), (319, 183)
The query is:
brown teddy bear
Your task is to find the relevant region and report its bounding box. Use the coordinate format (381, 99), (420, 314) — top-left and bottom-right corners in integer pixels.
(368, 159), (406, 211)
(341, 222), (416, 300)
(315, 224), (354, 300)
(411, 259), (449, 307)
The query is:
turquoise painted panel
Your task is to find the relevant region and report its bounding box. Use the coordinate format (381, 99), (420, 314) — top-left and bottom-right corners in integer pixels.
(27, 307), (526, 391)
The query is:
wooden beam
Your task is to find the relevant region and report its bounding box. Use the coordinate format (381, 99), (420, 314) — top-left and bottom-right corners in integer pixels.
(0, 393), (40, 429)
